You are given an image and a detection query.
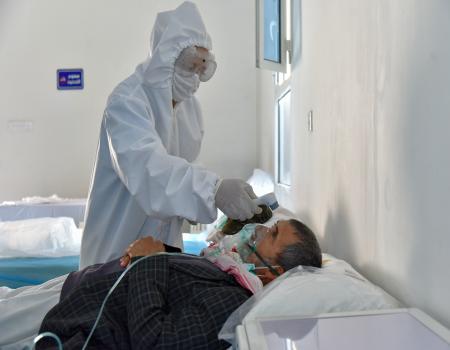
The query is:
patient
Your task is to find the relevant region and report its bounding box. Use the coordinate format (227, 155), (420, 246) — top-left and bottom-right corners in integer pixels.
(120, 219), (322, 287)
(36, 219), (321, 349)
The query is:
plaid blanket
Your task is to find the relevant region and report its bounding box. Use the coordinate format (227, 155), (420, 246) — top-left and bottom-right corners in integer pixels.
(37, 254), (251, 349)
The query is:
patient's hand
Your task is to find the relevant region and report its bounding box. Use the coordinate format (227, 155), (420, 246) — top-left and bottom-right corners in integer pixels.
(120, 236), (166, 267)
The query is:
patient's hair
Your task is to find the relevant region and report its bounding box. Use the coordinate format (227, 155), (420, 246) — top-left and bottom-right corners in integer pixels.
(276, 219), (322, 270)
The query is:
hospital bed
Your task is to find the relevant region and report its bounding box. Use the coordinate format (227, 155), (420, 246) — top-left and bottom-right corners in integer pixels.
(0, 196), (86, 288)
(0, 197), (86, 228)
(0, 215), (82, 289)
(0, 236), (208, 349)
(224, 169), (450, 349)
(2, 229), (449, 349)
(2, 171), (449, 348)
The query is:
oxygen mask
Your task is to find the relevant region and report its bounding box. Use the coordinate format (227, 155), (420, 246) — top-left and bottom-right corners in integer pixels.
(218, 224), (270, 262)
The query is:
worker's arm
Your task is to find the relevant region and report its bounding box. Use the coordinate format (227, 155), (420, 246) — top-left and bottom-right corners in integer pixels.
(104, 94), (219, 223)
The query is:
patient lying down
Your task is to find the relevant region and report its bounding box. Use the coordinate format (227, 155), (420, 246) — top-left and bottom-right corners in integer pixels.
(36, 219), (321, 350)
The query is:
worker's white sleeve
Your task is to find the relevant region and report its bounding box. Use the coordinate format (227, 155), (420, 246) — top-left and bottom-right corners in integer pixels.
(104, 95), (219, 223)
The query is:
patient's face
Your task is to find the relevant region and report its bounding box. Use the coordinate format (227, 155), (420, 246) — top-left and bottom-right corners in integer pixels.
(246, 220), (299, 266)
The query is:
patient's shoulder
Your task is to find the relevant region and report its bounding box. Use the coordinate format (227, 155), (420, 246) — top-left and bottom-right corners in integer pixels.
(169, 255), (234, 281)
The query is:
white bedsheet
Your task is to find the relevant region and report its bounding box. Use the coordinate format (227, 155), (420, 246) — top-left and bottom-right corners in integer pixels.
(0, 275), (66, 349)
(0, 217), (81, 258)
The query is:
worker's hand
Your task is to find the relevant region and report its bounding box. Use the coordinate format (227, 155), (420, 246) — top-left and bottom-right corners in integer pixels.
(214, 179), (263, 221)
(120, 236), (166, 267)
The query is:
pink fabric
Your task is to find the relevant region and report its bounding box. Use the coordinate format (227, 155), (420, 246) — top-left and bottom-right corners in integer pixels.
(205, 255), (263, 294)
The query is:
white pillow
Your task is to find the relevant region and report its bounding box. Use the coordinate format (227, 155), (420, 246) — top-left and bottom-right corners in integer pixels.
(0, 217), (81, 258)
(219, 254), (400, 342)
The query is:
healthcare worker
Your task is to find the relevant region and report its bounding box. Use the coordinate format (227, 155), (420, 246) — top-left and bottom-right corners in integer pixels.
(79, 1), (261, 269)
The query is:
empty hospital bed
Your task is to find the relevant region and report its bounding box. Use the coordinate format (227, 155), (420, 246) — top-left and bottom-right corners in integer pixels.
(0, 196), (86, 287)
(0, 197), (86, 228)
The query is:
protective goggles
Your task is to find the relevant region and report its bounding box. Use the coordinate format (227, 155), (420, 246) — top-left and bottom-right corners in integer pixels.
(175, 46), (217, 82)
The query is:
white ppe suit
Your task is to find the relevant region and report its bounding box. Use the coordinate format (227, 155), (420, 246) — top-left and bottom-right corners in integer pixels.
(80, 2), (219, 269)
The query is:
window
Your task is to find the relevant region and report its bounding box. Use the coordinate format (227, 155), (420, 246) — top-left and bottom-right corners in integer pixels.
(256, 0), (290, 72)
(256, 0), (292, 188)
(263, 0), (281, 63)
(277, 89), (291, 186)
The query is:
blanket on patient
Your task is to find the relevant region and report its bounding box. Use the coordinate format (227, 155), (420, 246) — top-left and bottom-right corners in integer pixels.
(37, 254), (251, 349)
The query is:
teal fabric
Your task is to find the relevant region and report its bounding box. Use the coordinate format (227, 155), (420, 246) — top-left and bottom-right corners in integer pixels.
(0, 239), (208, 288)
(0, 256), (79, 288)
(183, 239), (207, 256)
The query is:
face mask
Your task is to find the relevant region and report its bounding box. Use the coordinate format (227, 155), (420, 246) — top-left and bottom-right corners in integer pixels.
(219, 224), (269, 261)
(172, 68), (200, 103)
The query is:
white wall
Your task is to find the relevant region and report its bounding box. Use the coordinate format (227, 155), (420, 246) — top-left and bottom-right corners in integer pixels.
(258, 0), (450, 328)
(0, 0), (257, 201)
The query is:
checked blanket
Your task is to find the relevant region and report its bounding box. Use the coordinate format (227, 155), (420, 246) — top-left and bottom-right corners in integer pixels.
(37, 254), (251, 349)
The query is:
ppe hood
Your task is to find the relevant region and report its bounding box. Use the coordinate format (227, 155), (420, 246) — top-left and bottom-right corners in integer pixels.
(137, 1), (213, 89)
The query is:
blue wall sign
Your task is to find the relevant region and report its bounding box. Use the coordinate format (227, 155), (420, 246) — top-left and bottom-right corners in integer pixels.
(57, 69), (84, 90)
